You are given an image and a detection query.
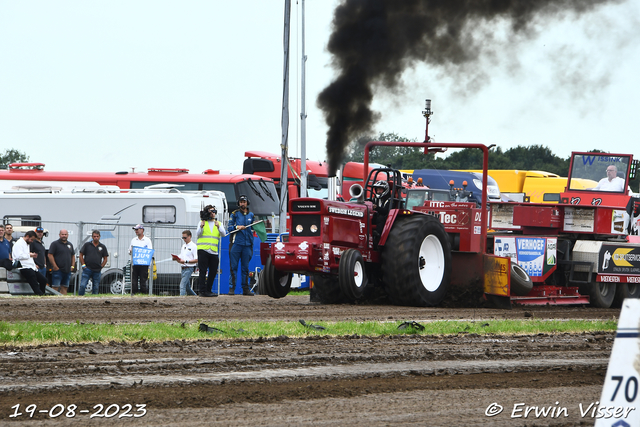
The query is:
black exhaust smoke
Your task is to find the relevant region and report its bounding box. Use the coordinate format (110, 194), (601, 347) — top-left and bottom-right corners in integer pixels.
(317, 0), (619, 176)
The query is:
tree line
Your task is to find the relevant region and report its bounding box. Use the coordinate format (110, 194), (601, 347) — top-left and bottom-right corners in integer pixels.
(0, 149), (29, 169)
(344, 132), (605, 177)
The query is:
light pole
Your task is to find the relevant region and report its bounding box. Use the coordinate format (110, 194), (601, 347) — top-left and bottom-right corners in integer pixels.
(422, 99), (433, 143)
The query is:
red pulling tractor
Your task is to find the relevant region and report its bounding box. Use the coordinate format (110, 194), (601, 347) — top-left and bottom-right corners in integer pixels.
(260, 142), (640, 308)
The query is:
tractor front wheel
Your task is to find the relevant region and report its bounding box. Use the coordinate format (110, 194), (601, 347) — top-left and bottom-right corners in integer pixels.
(263, 256), (292, 299)
(382, 215), (451, 307)
(338, 249), (368, 301)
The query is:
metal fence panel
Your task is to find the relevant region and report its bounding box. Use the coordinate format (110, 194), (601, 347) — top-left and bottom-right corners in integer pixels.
(14, 220), (216, 296)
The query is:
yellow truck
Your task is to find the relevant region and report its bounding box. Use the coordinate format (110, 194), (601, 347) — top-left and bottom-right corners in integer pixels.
(460, 170), (597, 203)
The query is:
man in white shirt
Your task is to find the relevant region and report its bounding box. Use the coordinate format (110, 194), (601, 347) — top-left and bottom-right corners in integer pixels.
(12, 231), (48, 295)
(594, 165), (626, 192)
(128, 224), (153, 294)
(174, 230), (198, 296)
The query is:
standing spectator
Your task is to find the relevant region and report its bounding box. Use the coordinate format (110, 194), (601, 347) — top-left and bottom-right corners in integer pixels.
(12, 231), (47, 295)
(32, 227), (47, 279)
(79, 230), (109, 296)
(0, 224), (14, 270)
(174, 230), (198, 296)
(196, 205), (227, 297)
(129, 224), (152, 295)
(228, 195), (255, 296)
(4, 223), (17, 249)
(48, 229), (75, 295)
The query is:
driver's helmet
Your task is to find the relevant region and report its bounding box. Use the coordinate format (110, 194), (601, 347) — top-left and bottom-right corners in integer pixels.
(372, 180), (390, 199)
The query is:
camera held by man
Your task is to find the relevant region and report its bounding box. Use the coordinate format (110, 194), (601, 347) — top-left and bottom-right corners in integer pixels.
(200, 205), (216, 222)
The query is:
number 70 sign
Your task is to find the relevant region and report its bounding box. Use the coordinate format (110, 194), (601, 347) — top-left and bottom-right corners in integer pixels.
(595, 299), (639, 426)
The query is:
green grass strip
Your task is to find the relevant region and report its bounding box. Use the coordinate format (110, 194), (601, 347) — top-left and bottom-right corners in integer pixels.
(0, 319), (616, 347)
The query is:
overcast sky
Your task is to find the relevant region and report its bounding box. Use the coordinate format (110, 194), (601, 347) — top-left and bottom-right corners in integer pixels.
(1, 0), (639, 173)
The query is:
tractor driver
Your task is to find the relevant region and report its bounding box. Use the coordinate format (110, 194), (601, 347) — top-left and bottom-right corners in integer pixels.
(593, 164), (626, 192)
(372, 180), (391, 247)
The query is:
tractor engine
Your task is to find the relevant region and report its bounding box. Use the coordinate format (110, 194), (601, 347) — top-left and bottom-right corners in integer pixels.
(271, 198), (375, 275)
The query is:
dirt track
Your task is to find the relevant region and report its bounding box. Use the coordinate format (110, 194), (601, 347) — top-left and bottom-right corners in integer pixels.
(0, 294), (620, 323)
(0, 295), (620, 426)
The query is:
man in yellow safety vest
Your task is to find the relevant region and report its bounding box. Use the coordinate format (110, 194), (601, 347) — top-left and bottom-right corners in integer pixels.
(196, 205), (227, 297)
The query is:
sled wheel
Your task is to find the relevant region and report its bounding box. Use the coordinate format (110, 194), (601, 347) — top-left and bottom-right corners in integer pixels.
(589, 281), (616, 308)
(611, 282), (640, 307)
(382, 215), (451, 307)
(338, 249), (368, 301)
(510, 263), (533, 296)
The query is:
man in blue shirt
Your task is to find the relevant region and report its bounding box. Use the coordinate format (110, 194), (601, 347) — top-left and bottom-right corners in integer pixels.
(0, 224), (13, 270)
(228, 195), (255, 296)
(3, 223), (17, 249)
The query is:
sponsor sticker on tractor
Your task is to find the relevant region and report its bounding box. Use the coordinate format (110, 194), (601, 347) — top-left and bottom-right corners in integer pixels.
(491, 205), (518, 229)
(494, 236), (557, 278)
(516, 238), (546, 277)
(600, 245), (640, 275)
(564, 207), (595, 232)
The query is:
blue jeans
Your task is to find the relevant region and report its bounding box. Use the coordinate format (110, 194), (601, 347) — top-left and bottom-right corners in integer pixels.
(180, 267), (197, 296)
(51, 270), (71, 289)
(38, 267), (47, 280)
(229, 244), (252, 291)
(79, 268), (102, 296)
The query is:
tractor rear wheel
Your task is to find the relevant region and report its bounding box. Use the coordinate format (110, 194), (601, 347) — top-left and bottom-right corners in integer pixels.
(382, 215), (451, 307)
(338, 249), (368, 301)
(589, 281), (616, 308)
(312, 274), (349, 304)
(263, 256), (292, 299)
(612, 282), (640, 307)
(510, 263), (533, 296)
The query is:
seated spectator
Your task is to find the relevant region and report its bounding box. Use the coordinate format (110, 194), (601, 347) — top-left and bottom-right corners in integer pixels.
(0, 224), (13, 270)
(12, 231), (48, 296)
(4, 223), (17, 249)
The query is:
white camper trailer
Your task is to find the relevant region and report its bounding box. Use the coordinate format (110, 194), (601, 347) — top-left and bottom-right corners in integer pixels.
(1, 187), (228, 294)
(0, 180), (114, 192)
